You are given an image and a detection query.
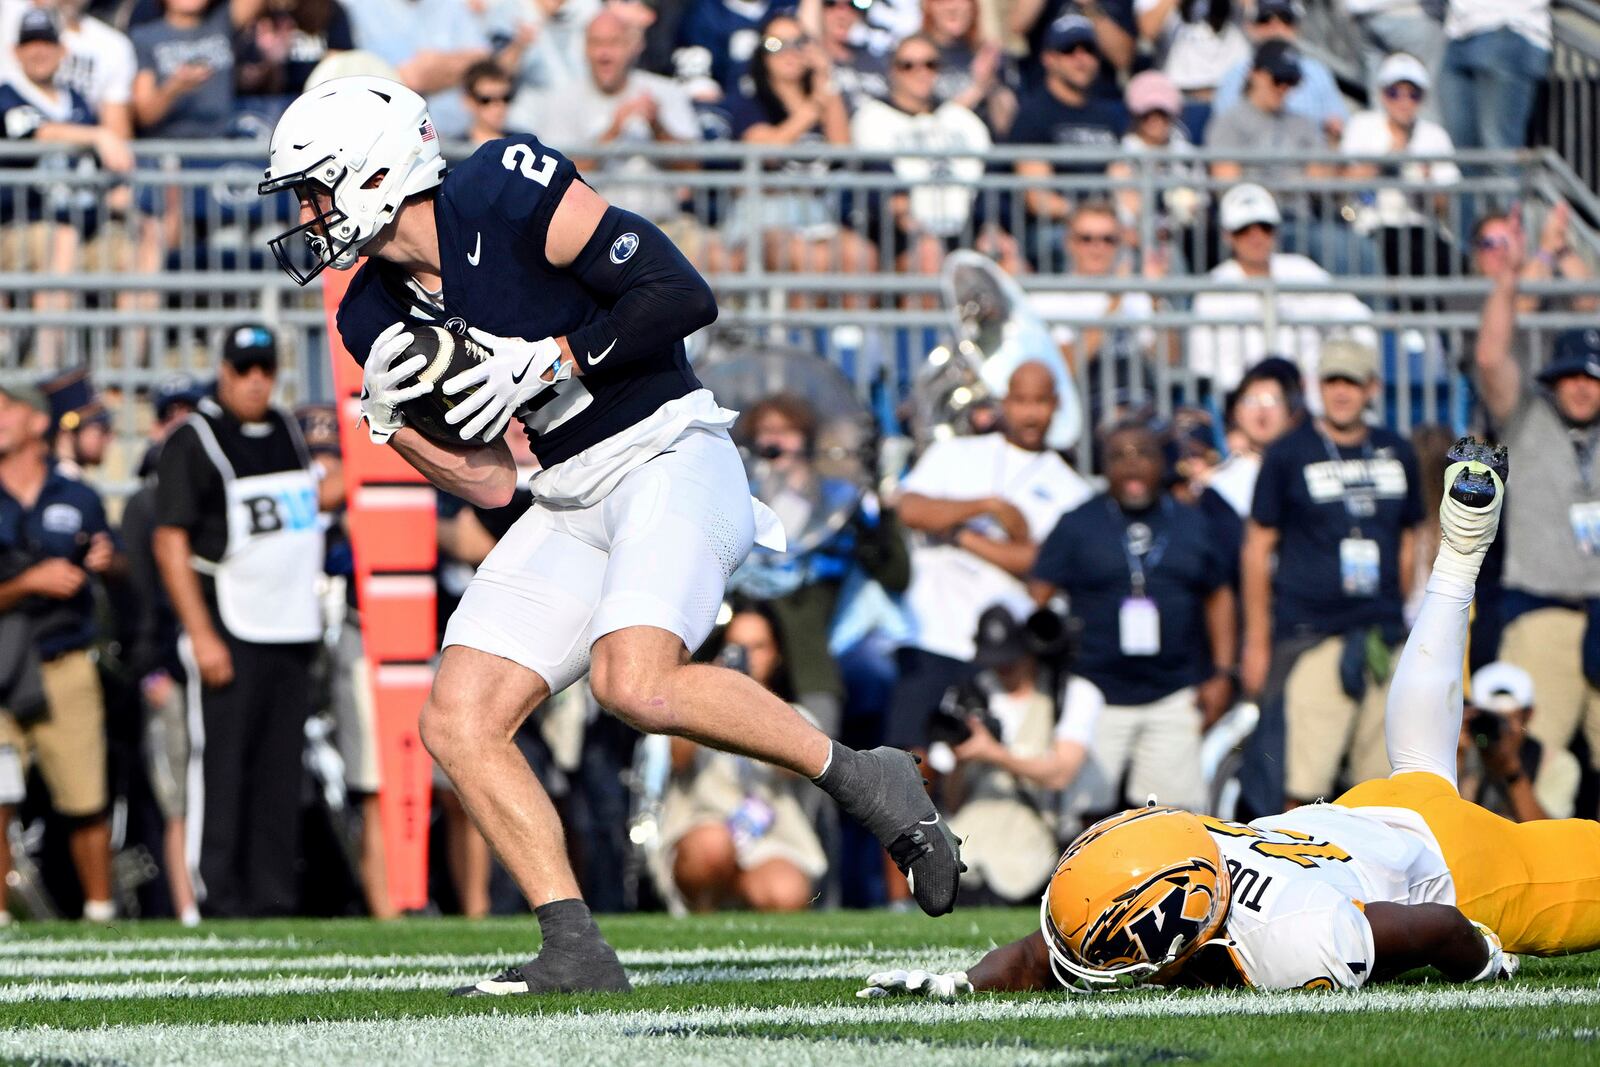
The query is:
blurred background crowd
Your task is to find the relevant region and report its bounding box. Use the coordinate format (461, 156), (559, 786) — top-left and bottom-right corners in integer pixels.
(0, 0), (1599, 922)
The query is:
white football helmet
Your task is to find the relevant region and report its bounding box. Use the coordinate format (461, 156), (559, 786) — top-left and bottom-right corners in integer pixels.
(258, 76), (447, 285)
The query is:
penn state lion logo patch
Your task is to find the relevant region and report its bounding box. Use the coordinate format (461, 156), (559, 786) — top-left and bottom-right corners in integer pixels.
(609, 232), (639, 265)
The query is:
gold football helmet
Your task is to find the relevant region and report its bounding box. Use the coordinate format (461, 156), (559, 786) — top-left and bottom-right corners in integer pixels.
(1040, 806), (1231, 992)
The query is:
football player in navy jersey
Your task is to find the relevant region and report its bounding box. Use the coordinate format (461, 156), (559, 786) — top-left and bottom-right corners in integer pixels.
(258, 76), (962, 995)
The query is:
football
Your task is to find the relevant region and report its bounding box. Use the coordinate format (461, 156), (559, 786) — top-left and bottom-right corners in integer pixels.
(393, 325), (492, 443)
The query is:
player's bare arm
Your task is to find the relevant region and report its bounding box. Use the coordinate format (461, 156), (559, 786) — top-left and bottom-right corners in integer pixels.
(968, 931), (1055, 992)
(1364, 902), (1513, 984)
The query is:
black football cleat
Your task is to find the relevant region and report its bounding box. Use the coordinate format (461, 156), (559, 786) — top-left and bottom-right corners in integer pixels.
(864, 748), (966, 917)
(1445, 436), (1509, 508)
(451, 942), (632, 997)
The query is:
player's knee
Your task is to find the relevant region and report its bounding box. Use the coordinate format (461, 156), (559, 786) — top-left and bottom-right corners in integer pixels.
(418, 695), (495, 762)
(592, 664), (681, 735)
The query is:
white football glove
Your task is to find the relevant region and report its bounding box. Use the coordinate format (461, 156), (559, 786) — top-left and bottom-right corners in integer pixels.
(856, 969), (973, 1001)
(359, 322), (430, 444)
(1469, 922), (1520, 982)
(442, 327), (570, 443)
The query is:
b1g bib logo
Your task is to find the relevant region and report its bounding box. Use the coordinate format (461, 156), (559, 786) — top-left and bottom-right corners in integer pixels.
(241, 484), (319, 536)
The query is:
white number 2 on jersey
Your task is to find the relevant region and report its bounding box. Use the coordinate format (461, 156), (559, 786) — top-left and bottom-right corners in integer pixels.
(501, 144), (557, 186)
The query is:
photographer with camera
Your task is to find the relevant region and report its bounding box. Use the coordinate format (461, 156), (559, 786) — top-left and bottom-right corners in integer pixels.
(658, 603), (827, 913)
(931, 605), (1097, 905)
(0, 381), (119, 925)
(1030, 418), (1236, 818)
(1458, 662), (1579, 823)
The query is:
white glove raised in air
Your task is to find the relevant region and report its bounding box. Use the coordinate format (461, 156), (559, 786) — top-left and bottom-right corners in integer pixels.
(1470, 922), (1520, 982)
(856, 969), (974, 1000)
(359, 322), (430, 444)
(443, 327), (570, 443)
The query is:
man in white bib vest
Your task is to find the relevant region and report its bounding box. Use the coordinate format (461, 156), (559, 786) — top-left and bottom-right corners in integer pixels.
(152, 325), (333, 917)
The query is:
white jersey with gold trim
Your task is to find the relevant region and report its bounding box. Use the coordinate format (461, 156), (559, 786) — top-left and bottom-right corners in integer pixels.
(1201, 805), (1454, 990)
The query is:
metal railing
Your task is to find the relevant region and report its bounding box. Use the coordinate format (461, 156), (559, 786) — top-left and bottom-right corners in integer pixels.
(0, 142), (1596, 496)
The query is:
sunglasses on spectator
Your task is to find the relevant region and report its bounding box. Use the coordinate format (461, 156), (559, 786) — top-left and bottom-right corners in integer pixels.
(1253, 12), (1296, 24)
(1232, 222), (1277, 236)
(1271, 74), (1300, 88)
(895, 56), (940, 71)
(1383, 83), (1424, 101)
(764, 34), (811, 53)
(1071, 231), (1119, 245)
(1475, 235), (1510, 252)
(1052, 42), (1097, 57)
(472, 92), (512, 105)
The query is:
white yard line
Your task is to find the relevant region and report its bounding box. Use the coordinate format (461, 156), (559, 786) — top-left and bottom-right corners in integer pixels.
(0, 936), (290, 956)
(0, 959), (972, 1001)
(2, 986), (1598, 1067)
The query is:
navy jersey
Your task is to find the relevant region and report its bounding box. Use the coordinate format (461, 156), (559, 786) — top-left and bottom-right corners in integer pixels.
(336, 135), (701, 468)
(1032, 491), (1223, 706)
(1251, 421), (1423, 637)
(0, 464), (113, 657)
(0, 81), (96, 143)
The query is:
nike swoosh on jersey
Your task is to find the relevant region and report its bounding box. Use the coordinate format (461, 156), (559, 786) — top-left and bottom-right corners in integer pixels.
(467, 232), (482, 266)
(587, 339), (617, 366)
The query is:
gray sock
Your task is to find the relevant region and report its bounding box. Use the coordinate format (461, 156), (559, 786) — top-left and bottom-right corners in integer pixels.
(814, 741), (918, 842)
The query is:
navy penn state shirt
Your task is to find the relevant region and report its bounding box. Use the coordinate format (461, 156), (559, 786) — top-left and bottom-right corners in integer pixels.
(336, 135), (700, 468)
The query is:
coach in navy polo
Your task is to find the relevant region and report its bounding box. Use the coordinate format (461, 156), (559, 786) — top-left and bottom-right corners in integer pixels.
(1031, 418), (1236, 817)
(0, 379), (120, 923)
(1240, 338), (1424, 814)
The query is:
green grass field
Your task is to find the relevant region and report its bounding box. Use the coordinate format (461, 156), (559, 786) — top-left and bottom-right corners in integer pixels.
(2, 909), (1597, 1066)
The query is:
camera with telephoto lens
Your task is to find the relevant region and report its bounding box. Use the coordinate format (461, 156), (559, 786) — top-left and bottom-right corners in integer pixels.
(928, 679), (1004, 748)
(1469, 708), (1503, 750)
(714, 642), (750, 676)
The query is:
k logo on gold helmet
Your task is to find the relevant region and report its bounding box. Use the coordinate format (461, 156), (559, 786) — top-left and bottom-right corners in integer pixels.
(1040, 806), (1230, 992)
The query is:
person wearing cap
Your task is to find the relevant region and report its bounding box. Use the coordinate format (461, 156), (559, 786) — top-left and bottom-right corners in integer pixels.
(0, 378), (120, 924)
(151, 322), (330, 918)
(1240, 337), (1424, 815)
(1006, 13), (1129, 260)
(1339, 53), (1460, 282)
(1208, 37), (1381, 274)
(1476, 251), (1600, 817)
(1339, 0), (1446, 126)
(0, 1), (137, 140)
(1214, 0), (1348, 141)
(1458, 662), (1579, 822)
(1207, 38), (1326, 187)
(939, 603), (1095, 904)
(1106, 69), (1207, 263)
(1436, 0), (1551, 154)
(0, 7), (134, 367)
(1011, 0), (1137, 95)
(39, 368), (111, 477)
(1031, 417), (1237, 819)
(1189, 182), (1377, 397)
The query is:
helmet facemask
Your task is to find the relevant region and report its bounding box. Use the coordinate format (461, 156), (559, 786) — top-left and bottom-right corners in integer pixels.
(258, 145), (419, 286)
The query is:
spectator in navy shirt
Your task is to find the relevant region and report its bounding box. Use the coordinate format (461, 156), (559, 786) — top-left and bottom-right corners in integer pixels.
(0, 380), (120, 923)
(1240, 338), (1424, 815)
(1007, 15), (1128, 263)
(1009, 0), (1136, 94)
(1031, 418), (1236, 817)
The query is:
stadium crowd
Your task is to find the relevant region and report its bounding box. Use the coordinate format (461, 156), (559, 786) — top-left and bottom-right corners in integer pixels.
(1, 0), (1598, 922)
